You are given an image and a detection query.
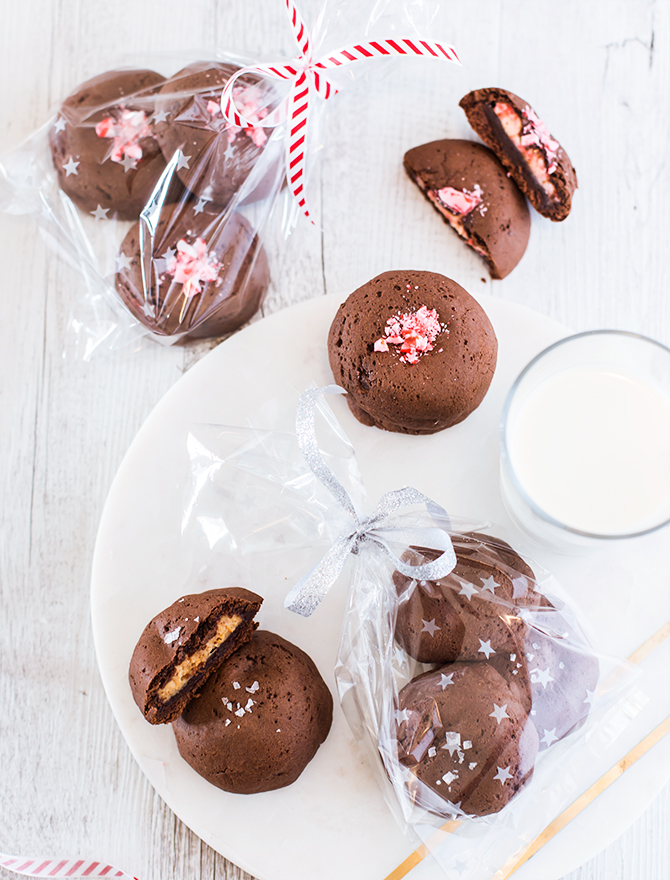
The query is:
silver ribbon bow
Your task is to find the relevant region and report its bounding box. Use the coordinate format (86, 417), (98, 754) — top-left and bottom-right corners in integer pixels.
(284, 386), (457, 616)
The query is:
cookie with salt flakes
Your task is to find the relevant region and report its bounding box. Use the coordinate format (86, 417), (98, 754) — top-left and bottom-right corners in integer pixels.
(396, 661), (538, 817)
(128, 587), (263, 725)
(518, 611), (600, 751)
(172, 630), (333, 794)
(393, 532), (547, 712)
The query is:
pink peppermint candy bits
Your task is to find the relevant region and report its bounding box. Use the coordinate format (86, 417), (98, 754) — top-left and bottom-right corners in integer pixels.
(95, 108), (151, 163)
(434, 184), (483, 216)
(493, 101), (560, 175)
(374, 305), (445, 365)
(208, 87), (268, 148)
(165, 238), (221, 298)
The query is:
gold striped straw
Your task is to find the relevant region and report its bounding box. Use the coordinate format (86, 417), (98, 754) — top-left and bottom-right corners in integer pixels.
(627, 620), (670, 666)
(382, 619), (670, 880)
(496, 714), (670, 878)
(384, 821), (462, 880)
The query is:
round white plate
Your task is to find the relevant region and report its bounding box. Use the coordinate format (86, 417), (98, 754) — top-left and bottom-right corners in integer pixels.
(91, 293), (670, 880)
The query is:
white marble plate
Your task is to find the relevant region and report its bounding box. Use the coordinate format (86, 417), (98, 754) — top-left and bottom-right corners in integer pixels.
(91, 293), (670, 880)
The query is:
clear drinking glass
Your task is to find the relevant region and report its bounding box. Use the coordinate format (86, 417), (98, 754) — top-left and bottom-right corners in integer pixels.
(500, 330), (670, 553)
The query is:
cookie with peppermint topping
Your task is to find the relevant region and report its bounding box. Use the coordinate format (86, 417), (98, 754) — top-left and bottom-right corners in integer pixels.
(115, 201), (269, 339)
(403, 139), (530, 278)
(152, 61), (279, 210)
(460, 88), (577, 221)
(49, 68), (183, 220)
(327, 270), (497, 434)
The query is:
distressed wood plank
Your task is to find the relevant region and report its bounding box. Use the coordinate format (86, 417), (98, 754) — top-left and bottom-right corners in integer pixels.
(0, 3), (668, 880)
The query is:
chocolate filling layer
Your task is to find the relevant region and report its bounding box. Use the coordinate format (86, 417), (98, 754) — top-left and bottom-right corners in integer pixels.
(481, 102), (557, 215)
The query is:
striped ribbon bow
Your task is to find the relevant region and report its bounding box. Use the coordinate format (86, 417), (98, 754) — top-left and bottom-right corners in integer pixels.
(0, 854), (137, 879)
(220, 0), (460, 220)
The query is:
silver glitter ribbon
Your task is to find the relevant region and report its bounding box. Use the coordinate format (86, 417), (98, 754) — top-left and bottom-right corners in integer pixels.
(284, 386), (457, 616)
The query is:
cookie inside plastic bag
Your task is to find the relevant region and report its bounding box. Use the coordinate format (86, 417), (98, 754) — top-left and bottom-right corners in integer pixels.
(334, 513), (641, 879)
(180, 385), (641, 879)
(390, 535), (599, 817)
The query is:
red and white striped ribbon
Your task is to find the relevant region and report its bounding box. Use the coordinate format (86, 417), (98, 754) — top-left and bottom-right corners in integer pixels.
(0, 855), (137, 880)
(220, 0), (460, 220)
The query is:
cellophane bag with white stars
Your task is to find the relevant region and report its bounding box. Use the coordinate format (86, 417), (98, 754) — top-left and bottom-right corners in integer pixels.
(334, 521), (644, 879)
(0, 51), (286, 357)
(180, 384), (643, 880)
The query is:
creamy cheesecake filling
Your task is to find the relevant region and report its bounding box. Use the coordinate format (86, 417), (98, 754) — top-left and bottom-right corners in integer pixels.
(157, 612), (243, 702)
(492, 101), (558, 198)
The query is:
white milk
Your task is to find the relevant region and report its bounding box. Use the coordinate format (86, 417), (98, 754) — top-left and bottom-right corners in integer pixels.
(507, 366), (670, 535)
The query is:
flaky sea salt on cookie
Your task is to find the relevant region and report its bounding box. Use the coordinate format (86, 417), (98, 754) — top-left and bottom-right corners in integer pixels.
(128, 587), (263, 724)
(172, 630), (333, 793)
(397, 661), (538, 817)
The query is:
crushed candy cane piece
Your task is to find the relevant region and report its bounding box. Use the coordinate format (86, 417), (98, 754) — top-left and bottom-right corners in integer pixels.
(222, 85), (269, 147)
(521, 105), (560, 173)
(374, 305), (446, 364)
(95, 108), (151, 163)
(165, 238), (221, 298)
(435, 184), (483, 215)
(494, 101), (560, 175)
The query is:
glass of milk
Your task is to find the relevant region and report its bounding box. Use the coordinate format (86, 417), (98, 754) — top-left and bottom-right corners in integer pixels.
(500, 330), (670, 553)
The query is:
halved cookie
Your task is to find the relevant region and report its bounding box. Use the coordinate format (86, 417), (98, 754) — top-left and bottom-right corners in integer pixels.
(404, 139), (530, 279)
(460, 88), (577, 221)
(129, 587), (263, 724)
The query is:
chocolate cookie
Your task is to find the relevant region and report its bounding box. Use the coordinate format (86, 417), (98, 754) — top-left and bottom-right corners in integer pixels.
(519, 611), (600, 751)
(115, 201), (270, 339)
(404, 139), (530, 279)
(393, 533), (546, 710)
(172, 630), (333, 793)
(129, 587), (263, 725)
(49, 69), (183, 220)
(152, 61), (276, 210)
(328, 270), (497, 434)
(396, 662), (538, 817)
(460, 88), (577, 221)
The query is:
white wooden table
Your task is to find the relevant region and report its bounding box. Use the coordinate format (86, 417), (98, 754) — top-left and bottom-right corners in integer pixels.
(1, 1), (668, 879)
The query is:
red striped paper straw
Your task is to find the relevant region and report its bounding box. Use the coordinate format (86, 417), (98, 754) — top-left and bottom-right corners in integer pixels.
(0, 855), (138, 879)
